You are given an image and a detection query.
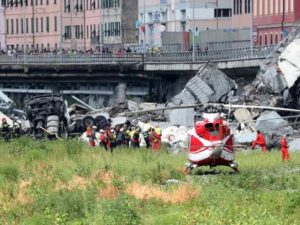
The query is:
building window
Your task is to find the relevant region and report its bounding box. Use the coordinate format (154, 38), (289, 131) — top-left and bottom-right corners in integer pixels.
(31, 18), (34, 33)
(101, 0), (120, 8)
(259, 34), (262, 45)
(64, 0), (70, 12)
(180, 22), (185, 32)
(265, 34), (268, 45)
(215, 9), (232, 18)
(46, 16), (49, 32)
(54, 16), (57, 32)
(26, 18), (29, 33)
(87, 25), (89, 38)
(16, 19), (19, 34)
(91, 0), (95, 9)
(275, 33), (278, 44)
(11, 19), (14, 34)
(239, 0), (242, 14)
(21, 18), (24, 34)
(64, 26), (71, 39)
(6, 19), (9, 34)
(41, 17), (44, 32)
(75, 25), (80, 39)
(270, 33), (273, 44)
(36, 17), (39, 33)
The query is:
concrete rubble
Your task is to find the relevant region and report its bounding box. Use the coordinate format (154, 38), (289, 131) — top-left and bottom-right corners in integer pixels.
(167, 63), (237, 126)
(288, 138), (300, 152)
(2, 28), (300, 149)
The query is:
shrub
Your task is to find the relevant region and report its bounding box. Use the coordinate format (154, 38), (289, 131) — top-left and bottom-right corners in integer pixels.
(0, 164), (19, 181)
(101, 196), (141, 225)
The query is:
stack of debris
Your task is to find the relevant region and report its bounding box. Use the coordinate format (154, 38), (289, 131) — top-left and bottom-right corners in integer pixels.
(167, 63), (237, 126)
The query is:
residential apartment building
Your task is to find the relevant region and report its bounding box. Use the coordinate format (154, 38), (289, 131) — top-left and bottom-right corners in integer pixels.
(139, 0), (233, 47)
(253, 0), (300, 46)
(4, 0), (138, 52)
(0, 0), (5, 50)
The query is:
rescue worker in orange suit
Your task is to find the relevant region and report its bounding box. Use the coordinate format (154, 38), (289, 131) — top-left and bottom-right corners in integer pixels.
(149, 128), (161, 151)
(251, 130), (267, 152)
(280, 134), (290, 161)
(86, 126), (96, 147)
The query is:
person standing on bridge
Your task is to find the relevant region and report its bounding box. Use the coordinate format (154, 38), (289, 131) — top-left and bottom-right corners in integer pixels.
(251, 130), (267, 152)
(280, 134), (290, 161)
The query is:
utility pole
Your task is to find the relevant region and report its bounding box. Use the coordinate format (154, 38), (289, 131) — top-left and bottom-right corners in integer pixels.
(216, 0), (218, 30)
(250, 0), (253, 56)
(60, 0), (63, 53)
(192, 0), (195, 62)
(143, 0), (146, 52)
(84, 0), (86, 52)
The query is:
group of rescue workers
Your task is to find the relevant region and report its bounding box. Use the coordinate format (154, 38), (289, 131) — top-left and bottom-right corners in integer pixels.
(0, 118), (21, 141)
(85, 122), (162, 152)
(0, 116), (291, 161)
(251, 130), (290, 161)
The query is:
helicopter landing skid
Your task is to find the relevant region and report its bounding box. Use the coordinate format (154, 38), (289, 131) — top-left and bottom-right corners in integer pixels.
(184, 163), (197, 174)
(228, 162), (239, 172)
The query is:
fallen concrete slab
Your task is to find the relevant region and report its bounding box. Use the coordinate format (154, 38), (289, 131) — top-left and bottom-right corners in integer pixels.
(288, 138), (300, 152)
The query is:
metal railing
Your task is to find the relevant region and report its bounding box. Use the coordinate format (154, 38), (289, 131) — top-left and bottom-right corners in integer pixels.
(0, 45), (275, 66)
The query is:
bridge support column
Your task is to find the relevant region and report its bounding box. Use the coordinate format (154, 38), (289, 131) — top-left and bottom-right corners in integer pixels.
(116, 82), (127, 103)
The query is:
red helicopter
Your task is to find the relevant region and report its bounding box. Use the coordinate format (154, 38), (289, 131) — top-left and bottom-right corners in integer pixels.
(186, 108), (238, 172)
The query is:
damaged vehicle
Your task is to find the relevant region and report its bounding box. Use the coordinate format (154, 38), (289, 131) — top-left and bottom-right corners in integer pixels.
(25, 94), (70, 139)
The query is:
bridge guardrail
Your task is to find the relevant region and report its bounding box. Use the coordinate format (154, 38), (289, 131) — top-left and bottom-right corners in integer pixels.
(0, 45), (276, 65)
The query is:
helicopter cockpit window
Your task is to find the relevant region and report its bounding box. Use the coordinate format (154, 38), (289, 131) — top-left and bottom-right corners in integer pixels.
(205, 123), (219, 136)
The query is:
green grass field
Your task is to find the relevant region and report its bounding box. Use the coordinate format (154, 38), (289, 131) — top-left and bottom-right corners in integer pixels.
(0, 138), (299, 225)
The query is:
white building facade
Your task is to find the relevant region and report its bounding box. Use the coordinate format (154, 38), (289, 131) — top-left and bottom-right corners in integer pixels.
(138, 0), (233, 47)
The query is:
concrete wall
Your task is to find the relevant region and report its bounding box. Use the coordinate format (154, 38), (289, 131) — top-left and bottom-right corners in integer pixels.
(192, 28), (251, 49)
(123, 0), (139, 45)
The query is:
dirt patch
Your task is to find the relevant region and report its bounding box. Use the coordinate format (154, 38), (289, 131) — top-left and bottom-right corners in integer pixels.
(92, 170), (116, 183)
(55, 175), (89, 191)
(97, 184), (119, 200)
(126, 183), (199, 204)
(17, 180), (32, 204)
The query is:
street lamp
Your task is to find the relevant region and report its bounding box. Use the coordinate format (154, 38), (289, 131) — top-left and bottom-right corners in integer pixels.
(192, 0), (195, 62)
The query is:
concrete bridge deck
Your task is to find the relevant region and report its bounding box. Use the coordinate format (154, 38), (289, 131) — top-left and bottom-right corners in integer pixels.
(0, 45), (274, 73)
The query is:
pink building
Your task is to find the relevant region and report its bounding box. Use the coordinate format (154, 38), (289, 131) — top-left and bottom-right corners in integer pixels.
(4, 0), (100, 52)
(0, 1), (5, 51)
(253, 0), (300, 46)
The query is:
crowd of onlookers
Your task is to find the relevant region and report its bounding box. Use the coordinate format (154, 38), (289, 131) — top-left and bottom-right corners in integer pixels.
(1, 46), (137, 57)
(84, 122), (162, 152)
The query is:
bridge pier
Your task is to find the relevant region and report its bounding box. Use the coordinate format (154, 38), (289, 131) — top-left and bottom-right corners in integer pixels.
(117, 82), (127, 103)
